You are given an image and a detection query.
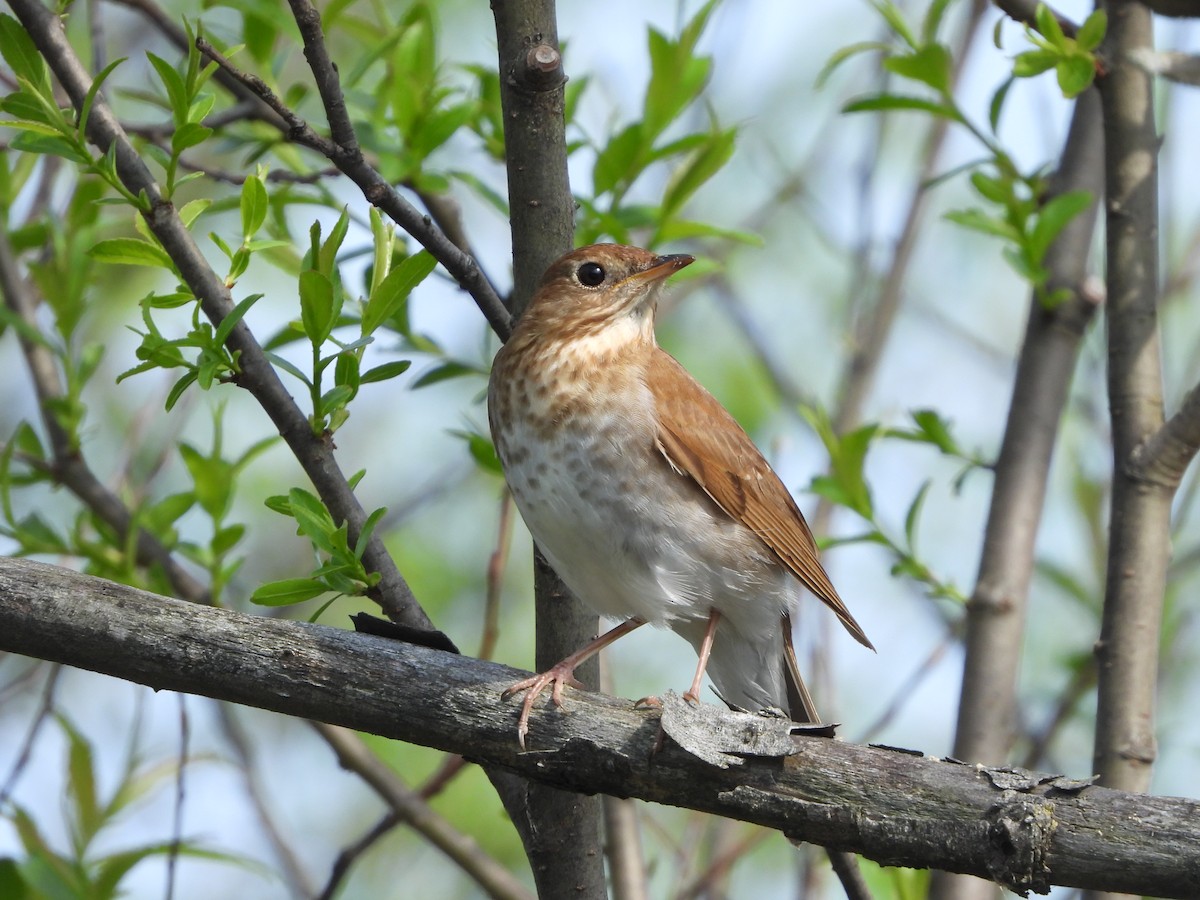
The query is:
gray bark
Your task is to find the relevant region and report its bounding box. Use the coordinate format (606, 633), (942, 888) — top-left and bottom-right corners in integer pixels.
(1, 558), (1198, 898)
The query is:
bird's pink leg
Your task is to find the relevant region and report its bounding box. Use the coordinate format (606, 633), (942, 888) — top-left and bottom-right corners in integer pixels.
(683, 609), (721, 704)
(503, 617), (646, 748)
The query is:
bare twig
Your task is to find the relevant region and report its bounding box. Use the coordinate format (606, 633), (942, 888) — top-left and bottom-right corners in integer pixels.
(216, 704), (316, 895)
(317, 812), (401, 900)
(479, 491), (514, 661)
(0, 665), (61, 806)
(312, 722), (535, 900)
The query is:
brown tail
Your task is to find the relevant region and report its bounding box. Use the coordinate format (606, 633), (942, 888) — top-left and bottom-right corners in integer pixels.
(782, 613), (821, 724)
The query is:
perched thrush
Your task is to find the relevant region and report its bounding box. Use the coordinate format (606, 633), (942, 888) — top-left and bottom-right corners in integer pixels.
(488, 244), (873, 747)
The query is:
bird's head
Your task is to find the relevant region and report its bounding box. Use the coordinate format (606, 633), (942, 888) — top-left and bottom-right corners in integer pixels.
(511, 244), (694, 350)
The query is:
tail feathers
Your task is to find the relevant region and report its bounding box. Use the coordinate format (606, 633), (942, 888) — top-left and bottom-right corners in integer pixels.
(782, 613), (821, 724)
(677, 613), (821, 724)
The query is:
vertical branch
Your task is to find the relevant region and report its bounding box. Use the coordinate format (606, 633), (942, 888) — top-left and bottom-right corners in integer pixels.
(931, 88), (1103, 900)
(1091, 0), (1168, 820)
(490, 2), (606, 897)
(952, 91), (1103, 767)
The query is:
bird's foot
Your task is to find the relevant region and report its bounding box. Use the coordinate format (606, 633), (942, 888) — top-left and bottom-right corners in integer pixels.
(633, 695), (663, 710)
(502, 665), (585, 749)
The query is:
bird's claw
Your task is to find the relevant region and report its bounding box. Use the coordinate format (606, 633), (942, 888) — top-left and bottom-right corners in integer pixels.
(503, 667), (584, 749)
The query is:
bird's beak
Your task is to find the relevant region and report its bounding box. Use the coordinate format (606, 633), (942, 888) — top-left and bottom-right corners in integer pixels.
(628, 254), (695, 285)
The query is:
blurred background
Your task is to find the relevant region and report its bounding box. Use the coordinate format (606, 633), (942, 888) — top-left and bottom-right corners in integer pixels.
(2, 0), (1198, 896)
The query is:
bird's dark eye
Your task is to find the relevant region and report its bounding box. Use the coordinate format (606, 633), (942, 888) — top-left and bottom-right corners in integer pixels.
(577, 262), (606, 287)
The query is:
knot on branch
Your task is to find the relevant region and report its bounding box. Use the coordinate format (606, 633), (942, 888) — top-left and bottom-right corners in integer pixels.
(521, 42), (565, 91)
(984, 797), (1055, 896)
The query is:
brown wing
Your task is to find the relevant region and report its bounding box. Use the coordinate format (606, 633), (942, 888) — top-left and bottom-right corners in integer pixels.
(647, 350), (874, 650)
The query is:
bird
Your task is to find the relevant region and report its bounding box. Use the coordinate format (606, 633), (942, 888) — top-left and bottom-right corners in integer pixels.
(487, 243), (873, 747)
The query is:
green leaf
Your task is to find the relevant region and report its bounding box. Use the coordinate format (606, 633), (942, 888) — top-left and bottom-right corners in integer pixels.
(353, 506), (387, 560)
(815, 41), (893, 89)
(944, 208), (1020, 242)
(988, 76), (1014, 132)
(362, 250), (436, 335)
(171, 121), (212, 154)
(215, 293), (262, 347)
(9, 131), (90, 165)
(89, 238), (174, 270)
(251, 578), (330, 606)
(883, 43), (952, 94)
(593, 123), (645, 197)
(240, 174), (269, 240)
(0, 858), (28, 900)
(318, 209), (350, 276)
(870, 0), (918, 49)
(1012, 50), (1058, 78)
(299, 269), (336, 345)
(843, 94), (960, 120)
(179, 444), (232, 519)
(969, 170), (1009, 205)
(1056, 56), (1097, 99)
(904, 481), (932, 551)
(662, 127), (735, 217)
(412, 360), (479, 388)
(1034, 3), (1066, 49)
(318, 384), (354, 417)
(1029, 190), (1093, 263)
(58, 716), (101, 847)
(912, 409), (960, 455)
(450, 429), (501, 475)
(360, 359), (411, 384)
(165, 371), (198, 410)
(0, 14), (49, 90)
(79, 57), (126, 139)
(147, 52), (188, 125)
(1076, 9), (1107, 53)
(212, 523), (246, 556)
(178, 198), (212, 228)
(287, 488), (336, 551)
(921, 0), (955, 44)
(144, 492), (195, 532)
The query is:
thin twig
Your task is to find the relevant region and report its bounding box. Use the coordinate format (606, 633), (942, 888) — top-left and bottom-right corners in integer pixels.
(216, 704), (316, 896)
(312, 722), (535, 900)
(165, 694), (188, 900)
(193, 27), (511, 339)
(479, 490), (514, 661)
(317, 811), (401, 900)
(0, 665), (61, 806)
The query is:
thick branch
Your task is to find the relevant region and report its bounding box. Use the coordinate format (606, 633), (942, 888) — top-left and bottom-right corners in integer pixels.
(951, 90), (1103, 768)
(7, 0), (429, 631)
(932, 82), (1103, 900)
(0, 558), (1198, 898)
(488, 2), (606, 896)
(1093, 0), (1169, 806)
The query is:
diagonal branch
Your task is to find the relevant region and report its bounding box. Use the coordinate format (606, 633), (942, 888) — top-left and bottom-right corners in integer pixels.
(1, 556), (1199, 900)
(312, 722), (534, 900)
(7, 0), (430, 631)
(931, 79), (1104, 900)
(191, 11), (511, 338)
(1132, 381), (1200, 488)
